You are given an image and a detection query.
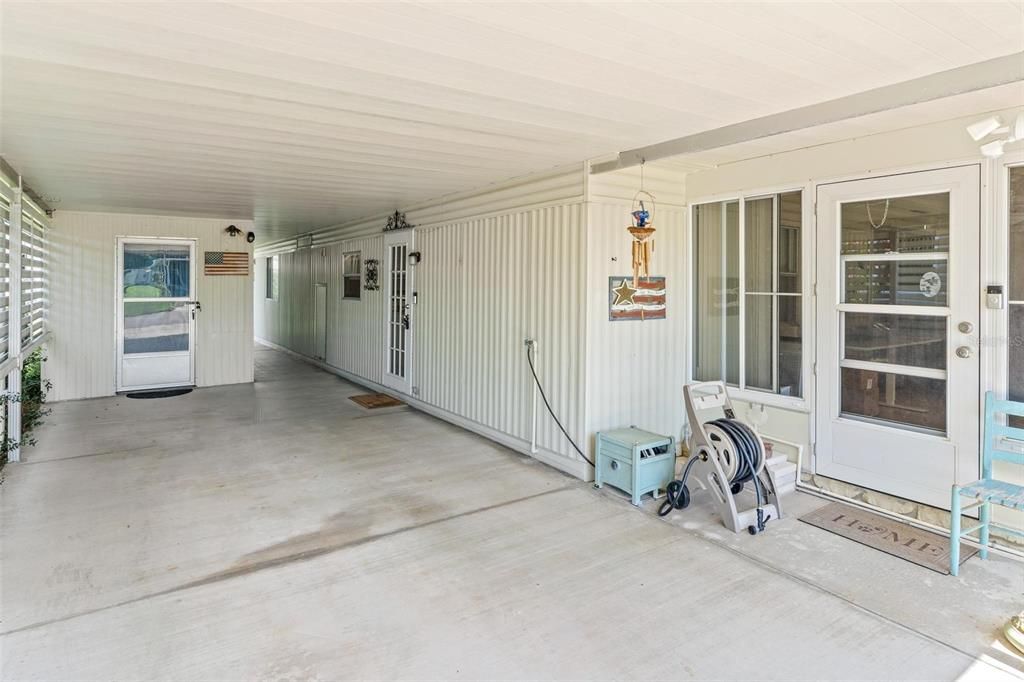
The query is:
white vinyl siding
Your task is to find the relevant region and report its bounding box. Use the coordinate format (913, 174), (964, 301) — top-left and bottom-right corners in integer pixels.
(47, 212), (254, 401)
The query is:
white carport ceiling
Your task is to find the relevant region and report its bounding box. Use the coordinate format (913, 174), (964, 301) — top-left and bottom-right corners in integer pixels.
(1, 2), (1023, 242)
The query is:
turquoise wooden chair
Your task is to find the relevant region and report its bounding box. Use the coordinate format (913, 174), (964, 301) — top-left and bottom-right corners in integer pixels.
(950, 392), (1024, 576)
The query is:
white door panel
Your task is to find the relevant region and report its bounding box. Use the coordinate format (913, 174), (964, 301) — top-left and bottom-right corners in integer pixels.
(815, 166), (980, 509)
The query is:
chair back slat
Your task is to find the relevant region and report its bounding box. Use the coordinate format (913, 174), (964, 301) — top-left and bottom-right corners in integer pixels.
(984, 393), (1024, 476)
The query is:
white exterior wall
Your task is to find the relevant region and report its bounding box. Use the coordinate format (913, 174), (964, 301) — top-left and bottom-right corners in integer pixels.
(583, 165), (689, 449)
(684, 109), (1022, 461)
(256, 166), (590, 477)
(685, 108), (1023, 531)
(257, 236), (386, 385)
(47, 211), (254, 401)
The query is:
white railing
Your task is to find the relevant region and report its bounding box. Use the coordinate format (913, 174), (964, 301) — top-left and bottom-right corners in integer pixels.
(0, 172), (50, 463)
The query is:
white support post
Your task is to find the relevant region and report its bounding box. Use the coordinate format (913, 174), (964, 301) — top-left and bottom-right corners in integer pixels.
(7, 183), (23, 462)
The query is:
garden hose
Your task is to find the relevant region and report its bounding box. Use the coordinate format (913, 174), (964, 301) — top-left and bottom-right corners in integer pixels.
(658, 417), (771, 533)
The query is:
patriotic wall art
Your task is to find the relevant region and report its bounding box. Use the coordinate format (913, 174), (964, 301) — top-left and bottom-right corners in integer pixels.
(608, 276), (666, 321)
(204, 251), (250, 276)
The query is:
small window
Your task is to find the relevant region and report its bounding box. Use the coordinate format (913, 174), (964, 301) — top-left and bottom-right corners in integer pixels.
(266, 255), (279, 300)
(343, 252), (361, 300)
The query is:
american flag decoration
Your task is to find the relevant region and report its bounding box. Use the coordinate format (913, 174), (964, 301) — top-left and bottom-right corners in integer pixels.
(609, 276), (666, 321)
(204, 251), (250, 276)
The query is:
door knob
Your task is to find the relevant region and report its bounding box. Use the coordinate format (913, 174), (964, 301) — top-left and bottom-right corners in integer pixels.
(955, 346), (972, 359)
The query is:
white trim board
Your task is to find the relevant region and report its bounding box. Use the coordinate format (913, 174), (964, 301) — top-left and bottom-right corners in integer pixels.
(594, 51), (1024, 173)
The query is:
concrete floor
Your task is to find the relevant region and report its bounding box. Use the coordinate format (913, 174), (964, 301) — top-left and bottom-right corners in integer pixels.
(2, 345), (1022, 680)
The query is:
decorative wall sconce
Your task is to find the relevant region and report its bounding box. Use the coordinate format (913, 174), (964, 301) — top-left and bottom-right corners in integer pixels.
(384, 210), (414, 232)
(364, 259), (380, 290)
(408, 251), (422, 265)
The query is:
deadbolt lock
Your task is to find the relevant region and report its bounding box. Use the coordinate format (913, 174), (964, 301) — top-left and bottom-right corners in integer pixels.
(957, 321), (974, 334)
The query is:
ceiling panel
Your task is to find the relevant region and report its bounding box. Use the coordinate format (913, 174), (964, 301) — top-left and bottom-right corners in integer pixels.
(1, 1), (1021, 242)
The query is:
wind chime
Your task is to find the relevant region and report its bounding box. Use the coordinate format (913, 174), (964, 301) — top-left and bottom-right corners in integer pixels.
(628, 162), (656, 287)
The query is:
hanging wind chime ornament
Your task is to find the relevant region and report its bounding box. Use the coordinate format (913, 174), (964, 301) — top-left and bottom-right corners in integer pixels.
(628, 162), (656, 288)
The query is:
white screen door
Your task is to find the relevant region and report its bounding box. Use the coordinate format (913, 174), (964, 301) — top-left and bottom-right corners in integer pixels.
(116, 237), (198, 391)
(815, 166), (980, 509)
(382, 230), (413, 393)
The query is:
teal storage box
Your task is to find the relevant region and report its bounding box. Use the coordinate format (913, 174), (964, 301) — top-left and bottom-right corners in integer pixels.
(594, 428), (676, 506)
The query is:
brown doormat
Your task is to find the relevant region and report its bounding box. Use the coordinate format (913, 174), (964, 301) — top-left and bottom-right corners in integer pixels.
(349, 393), (405, 409)
(800, 501), (979, 574)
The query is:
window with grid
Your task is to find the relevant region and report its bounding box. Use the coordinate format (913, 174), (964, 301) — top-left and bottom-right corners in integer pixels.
(692, 191), (803, 397)
(342, 252), (360, 300)
(20, 208), (47, 347)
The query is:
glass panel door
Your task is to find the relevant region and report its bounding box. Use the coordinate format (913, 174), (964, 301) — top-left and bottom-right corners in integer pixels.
(1009, 165), (1024, 426)
(382, 230), (413, 393)
(117, 238), (197, 391)
(815, 167), (980, 509)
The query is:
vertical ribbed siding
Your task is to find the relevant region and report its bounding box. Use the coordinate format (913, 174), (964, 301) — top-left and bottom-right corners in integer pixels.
(255, 198), (588, 467)
(584, 202), (689, 448)
(48, 211), (255, 401)
(412, 202), (586, 461)
(330, 235), (384, 384)
(256, 237), (385, 384)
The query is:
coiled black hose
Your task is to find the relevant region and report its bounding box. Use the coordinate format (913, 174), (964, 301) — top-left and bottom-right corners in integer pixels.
(658, 418), (769, 533)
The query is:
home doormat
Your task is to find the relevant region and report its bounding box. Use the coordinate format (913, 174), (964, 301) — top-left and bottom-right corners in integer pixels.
(349, 393), (405, 409)
(125, 388), (193, 399)
(799, 502), (979, 574)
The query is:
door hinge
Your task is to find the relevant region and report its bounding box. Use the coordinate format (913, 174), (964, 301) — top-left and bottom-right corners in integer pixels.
(812, 362), (817, 376)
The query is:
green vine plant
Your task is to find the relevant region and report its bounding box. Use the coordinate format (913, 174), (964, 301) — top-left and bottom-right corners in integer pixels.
(0, 349), (52, 470)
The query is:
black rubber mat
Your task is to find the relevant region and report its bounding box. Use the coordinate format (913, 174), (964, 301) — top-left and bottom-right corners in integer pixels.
(125, 388), (193, 399)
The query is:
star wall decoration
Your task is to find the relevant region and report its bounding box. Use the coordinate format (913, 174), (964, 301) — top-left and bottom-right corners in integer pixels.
(611, 279), (637, 306)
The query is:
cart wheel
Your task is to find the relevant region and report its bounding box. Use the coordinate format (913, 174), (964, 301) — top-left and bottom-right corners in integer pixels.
(731, 482), (744, 495)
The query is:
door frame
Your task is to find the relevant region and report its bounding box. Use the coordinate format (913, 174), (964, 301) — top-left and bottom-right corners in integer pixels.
(115, 236), (198, 392)
(813, 165), (981, 509)
(381, 229), (414, 394)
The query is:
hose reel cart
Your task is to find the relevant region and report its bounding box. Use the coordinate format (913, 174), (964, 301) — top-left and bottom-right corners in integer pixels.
(659, 381), (783, 535)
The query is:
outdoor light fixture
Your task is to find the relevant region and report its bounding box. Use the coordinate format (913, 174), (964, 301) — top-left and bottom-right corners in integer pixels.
(967, 116), (1005, 142)
(981, 139), (1006, 158)
(967, 113), (1024, 159)
(408, 251), (422, 265)
(246, 232), (256, 244)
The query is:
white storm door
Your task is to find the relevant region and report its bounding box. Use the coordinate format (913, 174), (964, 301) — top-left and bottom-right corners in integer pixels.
(815, 166), (980, 509)
(116, 237), (198, 391)
(382, 230), (413, 394)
